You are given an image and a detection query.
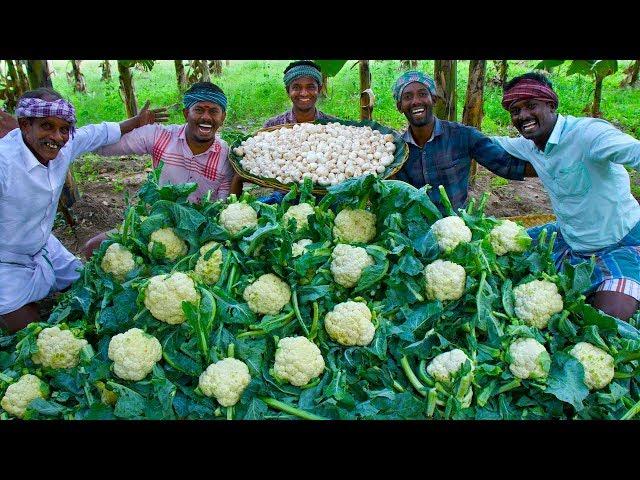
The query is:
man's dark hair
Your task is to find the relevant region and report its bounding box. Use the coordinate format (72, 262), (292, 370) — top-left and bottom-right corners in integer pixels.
(284, 60), (322, 74)
(504, 72), (554, 93)
(19, 87), (63, 102)
(185, 81), (225, 96)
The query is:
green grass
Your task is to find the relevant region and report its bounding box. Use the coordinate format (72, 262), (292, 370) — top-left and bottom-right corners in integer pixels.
(490, 177), (510, 189)
(48, 60), (640, 143)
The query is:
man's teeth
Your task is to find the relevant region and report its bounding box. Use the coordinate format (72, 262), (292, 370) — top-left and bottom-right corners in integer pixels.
(44, 142), (59, 149)
(412, 108), (425, 114)
(522, 120), (537, 131)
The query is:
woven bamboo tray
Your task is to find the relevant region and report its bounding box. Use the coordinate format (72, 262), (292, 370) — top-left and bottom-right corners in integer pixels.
(505, 214), (556, 228)
(228, 118), (409, 194)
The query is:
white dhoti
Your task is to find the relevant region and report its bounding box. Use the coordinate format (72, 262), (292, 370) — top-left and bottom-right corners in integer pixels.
(0, 235), (82, 315)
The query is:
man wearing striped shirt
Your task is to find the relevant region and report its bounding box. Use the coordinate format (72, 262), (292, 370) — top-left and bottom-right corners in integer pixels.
(83, 82), (234, 257)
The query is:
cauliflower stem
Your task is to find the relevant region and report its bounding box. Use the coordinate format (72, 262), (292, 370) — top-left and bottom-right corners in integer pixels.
(258, 396), (327, 420)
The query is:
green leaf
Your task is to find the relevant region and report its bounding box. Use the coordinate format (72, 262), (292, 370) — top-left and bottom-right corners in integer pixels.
(578, 303), (617, 331)
(83, 403), (117, 420)
(110, 383), (147, 419)
(592, 60), (618, 79)
(566, 60), (596, 76)
(243, 398), (269, 419)
(501, 279), (515, 318)
(398, 254), (424, 276)
(546, 352), (589, 411)
(534, 60), (566, 70)
(314, 60), (347, 77)
(26, 398), (65, 417)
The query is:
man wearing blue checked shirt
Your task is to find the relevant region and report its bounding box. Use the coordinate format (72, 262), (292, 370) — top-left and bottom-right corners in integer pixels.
(391, 71), (537, 214)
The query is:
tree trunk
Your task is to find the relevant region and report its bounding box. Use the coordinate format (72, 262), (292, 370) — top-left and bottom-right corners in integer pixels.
(320, 72), (328, 98)
(15, 61), (31, 93)
(225, 60), (230, 67)
(400, 60), (411, 70)
(200, 60), (211, 82)
(434, 60), (457, 121)
(26, 60), (53, 89)
(499, 60), (508, 87)
(462, 60), (487, 186)
(71, 60), (86, 92)
(632, 60), (640, 85)
(359, 60), (373, 120)
(175, 60), (187, 92)
(592, 76), (604, 118)
(411, 60), (418, 68)
(620, 60), (640, 87)
(100, 60), (112, 81)
(117, 61), (138, 118)
(211, 60), (222, 77)
(5, 60), (23, 110)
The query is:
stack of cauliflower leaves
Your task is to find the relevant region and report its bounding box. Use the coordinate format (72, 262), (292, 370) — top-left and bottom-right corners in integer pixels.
(2, 166), (640, 421)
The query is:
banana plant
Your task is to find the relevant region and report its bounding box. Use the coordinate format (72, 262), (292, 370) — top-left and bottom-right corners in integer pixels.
(536, 60), (618, 118)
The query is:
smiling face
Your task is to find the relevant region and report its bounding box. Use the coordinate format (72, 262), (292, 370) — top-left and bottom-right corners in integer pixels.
(183, 101), (226, 144)
(18, 116), (71, 164)
(397, 82), (435, 127)
(508, 99), (557, 148)
(287, 76), (319, 113)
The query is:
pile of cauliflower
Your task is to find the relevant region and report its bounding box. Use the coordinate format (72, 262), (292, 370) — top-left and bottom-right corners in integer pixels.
(233, 122), (396, 186)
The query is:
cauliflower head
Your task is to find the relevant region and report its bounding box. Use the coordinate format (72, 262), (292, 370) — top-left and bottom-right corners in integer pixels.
(194, 242), (223, 284)
(144, 272), (200, 324)
(108, 328), (162, 381)
(273, 336), (325, 386)
(333, 208), (377, 244)
(424, 260), (466, 301)
(32, 326), (88, 369)
(1, 374), (48, 419)
(219, 202), (258, 235)
(426, 349), (472, 383)
(490, 220), (532, 256)
(508, 338), (550, 380)
(243, 273), (291, 315)
(324, 301), (376, 346)
(101, 243), (136, 281)
(283, 203), (315, 231)
(199, 358), (251, 407)
(513, 280), (564, 329)
(292, 238), (313, 258)
(330, 243), (375, 288)
(148, 227), (188, 261)
(569, 342), (615, 390)
(431, 216), (472, 253)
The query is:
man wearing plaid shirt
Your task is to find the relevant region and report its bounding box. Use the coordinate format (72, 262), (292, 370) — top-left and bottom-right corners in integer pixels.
(82, 82), (234, 258)
(391, 71), (536, 214)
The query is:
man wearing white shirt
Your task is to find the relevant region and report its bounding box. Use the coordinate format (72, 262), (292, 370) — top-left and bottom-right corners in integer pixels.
(0, 88), (167, 332)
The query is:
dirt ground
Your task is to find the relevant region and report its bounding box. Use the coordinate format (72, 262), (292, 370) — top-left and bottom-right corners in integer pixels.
(53, 156), (555, 258)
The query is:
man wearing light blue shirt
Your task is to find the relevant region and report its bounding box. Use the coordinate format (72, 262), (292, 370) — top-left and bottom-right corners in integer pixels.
(494, 72), (640, 321)
(0, 88), (167, 332)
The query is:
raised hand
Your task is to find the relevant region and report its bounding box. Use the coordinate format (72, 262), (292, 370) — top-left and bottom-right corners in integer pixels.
(136, 100), (170, 127)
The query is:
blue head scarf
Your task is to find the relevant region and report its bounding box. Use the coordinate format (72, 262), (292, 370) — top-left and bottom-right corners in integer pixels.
(392, 71), (436, 102)
(183, 84), (228, 112)
(283, 63), (323, 88)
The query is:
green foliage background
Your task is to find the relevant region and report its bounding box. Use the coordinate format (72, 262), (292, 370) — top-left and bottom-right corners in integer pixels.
(48, 60), (640, 140)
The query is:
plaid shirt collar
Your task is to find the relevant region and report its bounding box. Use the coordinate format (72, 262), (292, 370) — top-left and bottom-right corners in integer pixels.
(401, 117), (443, 147)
